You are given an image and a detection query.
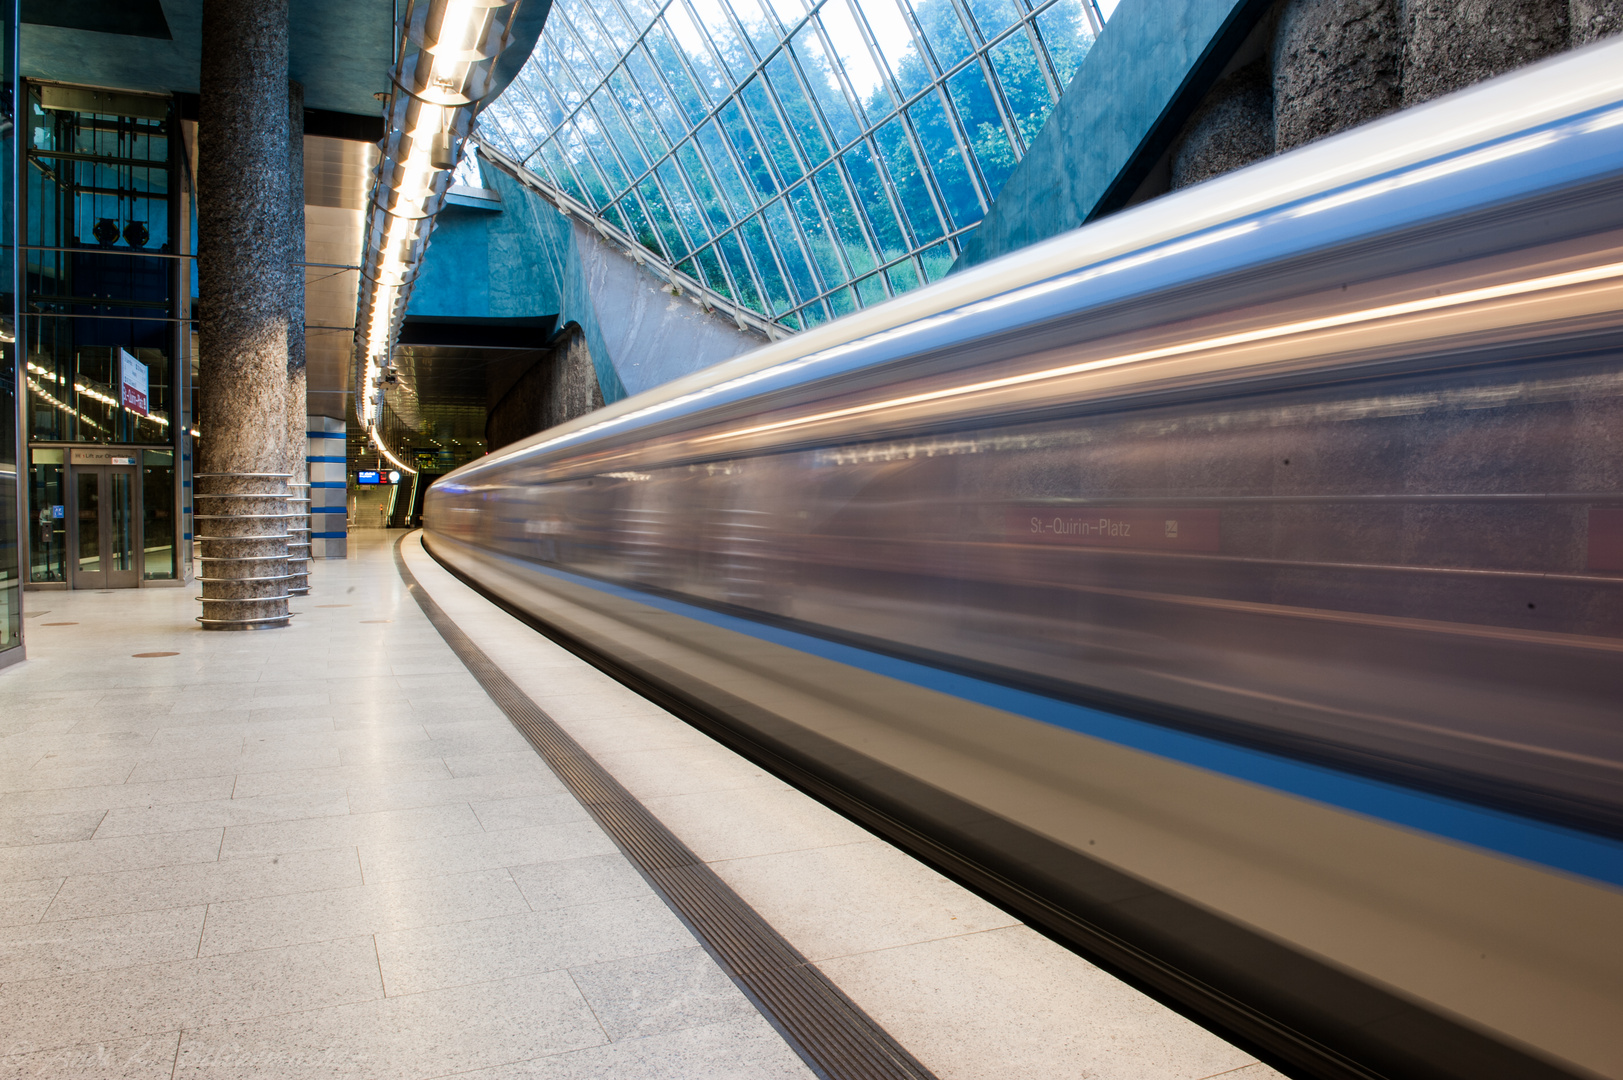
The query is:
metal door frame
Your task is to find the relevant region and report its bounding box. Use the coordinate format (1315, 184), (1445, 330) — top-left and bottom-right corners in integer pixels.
(67, 462), (141, 589)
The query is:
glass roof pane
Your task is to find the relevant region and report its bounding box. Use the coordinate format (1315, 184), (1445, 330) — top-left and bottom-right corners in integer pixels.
(909, 0), (974, 71)
(762, 199), (819, 302)
(961, 0), (1020, 42)
(790, 24), (863, 146)
(947, 61), (1016, 194)
(639, 177), (691, 259)
(862, 0), (932, 96)
(719, 99), (780, 197)
(662, 6), (729, 103)
(617, 193), (662, 255)
(517, 67), (568, 131)
(907, 88), (983, 229)
(676, 143), (732, 233)
(593, 92), (652, 176)
(840, 140), (906, 260)
(540, 142), (589, 203)
(540, 39), (586, 108)
(761, 0), (806, 29)
(624, 50), (688, 144)
(813, 164), (877, 275)
(989, 27), (1054, 146)
(759, 58), (829, 169)
(641, 29), (711, 125)
(816, 0), (894, 127)
(745, 72), (816, 177)
(717, 231), (764, 310)
(919, 239), (955, 281)
(694, 246), (733, 296)
(789, 184), (847, 287)
(479, 0), (1113, 325)
(658, 159), (712, 242)
(617, 0), (660, 33)
(561, 10), (619, 77)
(686, 0), (755, 80)
(580, 0), (637, 51)
(729, 0), (782, 56)
(872, 116), (944, 246)
(694, 121), (756, 215)
(1035, 0), (1096, 89)
(609, 71), (668, 160)
(739, 217), (792, 313)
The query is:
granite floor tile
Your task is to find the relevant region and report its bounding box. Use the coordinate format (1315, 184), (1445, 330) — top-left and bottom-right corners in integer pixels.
(0, 878), (64, 927)
(0, 776), (234, 818)
(454, 1017), (816, 1080)
(816, 926), (1259, 1080)
(638, 786), (873, 863)
(198, 868), (528, 955)
(218, 801), (484, 860)
(0, 828), (224, 884)
(470, 792), (590, 832)
(0, 935), (383, 1056)
(710, 840), (1018, 962)
(0, 809), (107, 848)
(568, 946), (758, 1040)
(508, 854), (650, 913)
(0, 905), (206, 981)
(172, 971), (604, 1080)
(358, 820), (619, 884)
(375, 893), (696, 996)
(93, 790), (351, 839)
(43, 846), (361, 921)
(344, 772), (566, 816)
(226, 758), (454, 801)
(0, 1032), (182, 1080)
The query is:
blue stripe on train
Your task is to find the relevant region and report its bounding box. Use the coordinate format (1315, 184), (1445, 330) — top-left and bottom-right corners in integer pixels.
(477, 547), (1623, 890)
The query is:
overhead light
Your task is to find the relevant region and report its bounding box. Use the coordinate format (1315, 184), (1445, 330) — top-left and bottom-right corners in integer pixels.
(353, 0), (522, 425)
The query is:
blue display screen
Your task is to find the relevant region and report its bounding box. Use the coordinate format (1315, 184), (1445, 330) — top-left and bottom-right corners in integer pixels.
(357, 470), (382, 485)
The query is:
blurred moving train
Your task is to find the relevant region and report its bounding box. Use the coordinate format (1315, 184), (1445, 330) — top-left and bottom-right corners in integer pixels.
(427, 39), (1623, 1080)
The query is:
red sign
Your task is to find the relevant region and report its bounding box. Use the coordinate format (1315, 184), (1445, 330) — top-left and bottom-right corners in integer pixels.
(1009, 507), (1221, 552)
(119, 348), (148, 417)
(1588, 508), (1623, 571)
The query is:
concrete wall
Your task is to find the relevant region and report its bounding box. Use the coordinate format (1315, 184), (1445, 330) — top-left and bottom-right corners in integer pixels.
(485, 323), (605, 451)
(409, 160), (762, 402)
(959, 0), (1621, 270)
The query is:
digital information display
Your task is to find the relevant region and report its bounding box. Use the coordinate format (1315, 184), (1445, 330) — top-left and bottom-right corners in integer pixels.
(357, 470), (382, 485)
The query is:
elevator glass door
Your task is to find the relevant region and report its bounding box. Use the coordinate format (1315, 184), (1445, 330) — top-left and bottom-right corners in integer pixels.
(70, 465), (139, 588)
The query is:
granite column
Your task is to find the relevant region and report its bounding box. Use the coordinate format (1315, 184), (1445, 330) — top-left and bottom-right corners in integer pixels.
(285, 80), (311, 597)
(195, 0), (294, 629)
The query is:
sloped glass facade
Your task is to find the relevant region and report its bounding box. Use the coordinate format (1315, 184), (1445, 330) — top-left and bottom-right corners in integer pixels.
(478, 0), (1113, 329)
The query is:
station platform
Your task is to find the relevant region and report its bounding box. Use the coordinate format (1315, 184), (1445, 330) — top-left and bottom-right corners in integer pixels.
(0, 532), (1283, 1080)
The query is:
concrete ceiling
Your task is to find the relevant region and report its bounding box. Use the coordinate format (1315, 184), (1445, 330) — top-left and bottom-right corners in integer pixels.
(22, 0), (395, 118)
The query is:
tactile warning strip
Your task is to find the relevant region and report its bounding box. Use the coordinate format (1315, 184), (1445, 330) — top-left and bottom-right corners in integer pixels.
(393, 535), (938, 1080)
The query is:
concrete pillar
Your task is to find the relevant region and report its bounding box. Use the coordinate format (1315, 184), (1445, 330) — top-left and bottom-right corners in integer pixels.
(1170, 61), (1274, 191)
(285, 81), (311, 596)
(1273, 0), (1402, 153)
(195, 0), (293, 630)
(1572, 0), (1623, 43)
(1402, 0), (1568, 107)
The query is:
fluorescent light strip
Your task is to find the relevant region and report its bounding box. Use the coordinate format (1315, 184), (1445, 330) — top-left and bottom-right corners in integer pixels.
(369, 422), (419, 475)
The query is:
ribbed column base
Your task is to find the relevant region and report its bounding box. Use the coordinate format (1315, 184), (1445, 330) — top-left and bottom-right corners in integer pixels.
(194, 472), (294, 630)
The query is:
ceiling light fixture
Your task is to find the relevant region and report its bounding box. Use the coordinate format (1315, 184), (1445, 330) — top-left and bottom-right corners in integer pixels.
(354, 0), (524, 452)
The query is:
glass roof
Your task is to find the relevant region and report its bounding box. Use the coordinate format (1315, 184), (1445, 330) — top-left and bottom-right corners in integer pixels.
(478, 0), (1115, 329)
